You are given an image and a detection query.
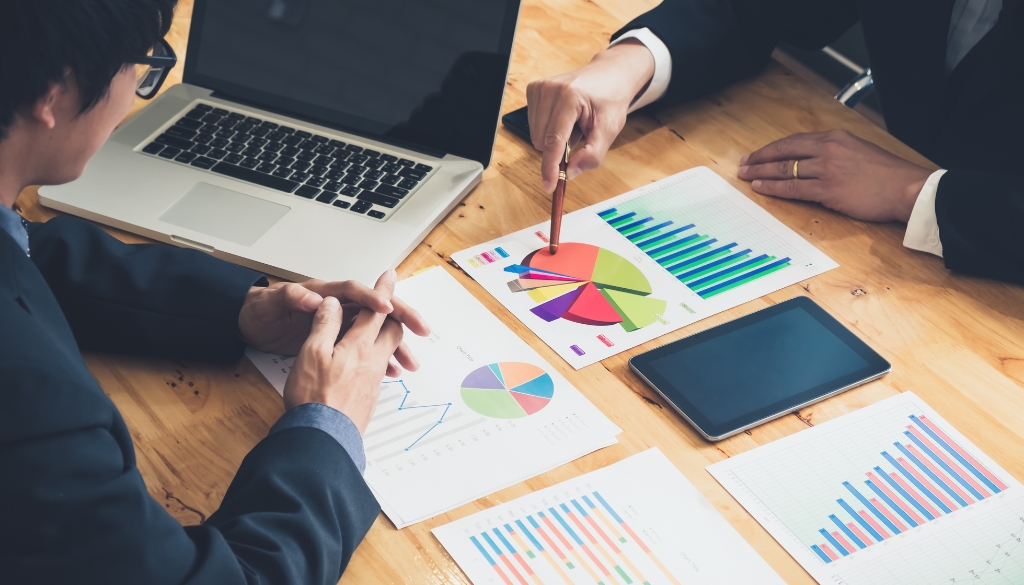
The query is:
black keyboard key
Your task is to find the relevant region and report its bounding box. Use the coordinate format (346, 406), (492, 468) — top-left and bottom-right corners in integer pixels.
(307, 176), (327, 187)
(248, 137), (269, 148)
(240, 158), (260, 169)
(350, 200), (373, 214)
(325, 169), (345, 181)
(345, 144), (364, 153)
(258, 151), (278, 162)
(212, 108), (230, 116)
(175, 151), (198, 163)
(330, 161), (351, 173)
(323, 181), (342, 192)
(376, 184), (410, 199)
(278, 126), (295, 134)
(379, 154), (397, 163)
(314, 144), (335, 156)
(398, 167), (427, 181)
(367, 210), (386, 219)
(224, 153), (244, 164)
(311, 135), (328, 143)
(315, 192), (336, 204)
(282, 135), (302, 147)
(358, 179), (380, 191)
(382, 162), (401, 174)
(296, 151), (316, 162)
(362, 149), (381, 158)
(260, 121), (279, 129)
(158, 146), (181, 159)
(290, 171), (311, 182)
(291, 161), (312, 171)
(250, 126), (270, 137)
(215, 129), (236, 140)
(298, 139), (319, 151)
(201, 114), (223, 124)
(328, 139), (347, 149)
(340, 185), (361, 197)
(208, 148), (228, 159)
(227, 112), (245, 120)
(340, 173), (361, 185)
(185, 108), (207, 119)
(365, 169), (385, 180)
(272, 167), (294, 179)
(245, 116), (262, 125)
(294, 130), (312, 139)
(165, 125), (197, 140)
(210, 137), (230, 149)
(313, 154), (334, 165)
(266, 130), (285, 141)
(333, 200), (351, 209)
(155, 133), (194, 150)
(280, 146), (301, 157)
(380, 173), (400, 185)
(191, 156), (216, 169)
(143, 142), (164, 154)
(256, 162), (277, 173)
(175, 117), (204, 130)
(276, 156), (295, 168)
(232, 134), (251, 145)
(211, 162), (299, 193)
(217, 118), (237, 130)
(348, 165), (368, 176)
(397, 158), (415, 167)
(295, 185), (320, 199)
(194, 133), (214, 145)
(414, 163), (434, 173)
(363, 158), (384, 170)
(357, 191), (398, 208)
(195, 103), (213, 112)
(200, 123), (221, 134)
(349, 154), (369, 165)
(332, 151), (352, 163)
(309, 164), (328, 177)
(264, 141), (285, 153)
(191, 144), (212, 155)
(225, 142), (245, 154)
(234, 123), (255, 134)
(241, 146), (262, 157)
(399, 178), (418, 190)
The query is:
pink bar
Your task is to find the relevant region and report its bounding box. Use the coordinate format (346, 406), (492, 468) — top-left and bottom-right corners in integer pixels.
(481, 252), (495, 263)
(820, 544), (839, 561)
(907, 426), (990, 498)
(832, 531), (857, 554)
(918, 416), (1008, 490)
(847, 522), (874, 546)
(870, 497), (908, 532)
(858, 510), (890, 539)
(906, 443), (974, 504)
(898, 456), (958, 511)
(867, 471), (924, 525)
(891, 472), (942, 518)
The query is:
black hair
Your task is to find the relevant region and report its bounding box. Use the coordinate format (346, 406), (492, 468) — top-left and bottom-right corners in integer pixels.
(0, 0), (177, 140)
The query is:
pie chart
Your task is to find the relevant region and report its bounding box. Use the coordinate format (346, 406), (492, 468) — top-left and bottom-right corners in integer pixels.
(504, 243), (667, 332)
(460, 363), (554, 419)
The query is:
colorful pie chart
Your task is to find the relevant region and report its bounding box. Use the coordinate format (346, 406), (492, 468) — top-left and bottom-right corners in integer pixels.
(505, 243), (667, 332)
(460, 363), (554, 419)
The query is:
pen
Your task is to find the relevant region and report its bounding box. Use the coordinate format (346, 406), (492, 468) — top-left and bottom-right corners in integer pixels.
(549, 142), (570, 255)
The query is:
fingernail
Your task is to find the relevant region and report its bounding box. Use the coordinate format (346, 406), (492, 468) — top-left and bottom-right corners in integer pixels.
(323, 296), (340, 310)
(566, 168), (580, 180)
(303, 291), (323, 308)
(738, 165), (749, 175)
(543, 180), (552, 192)
(740, 155), (749, 165)
(751, 180), (762, 189)
(387, 269), (398, 282)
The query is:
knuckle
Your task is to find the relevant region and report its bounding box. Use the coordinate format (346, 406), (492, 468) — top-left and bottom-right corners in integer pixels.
(777, 161), (790, 175)
(774, 137), (788, 154)
(783, 180), (797, 196)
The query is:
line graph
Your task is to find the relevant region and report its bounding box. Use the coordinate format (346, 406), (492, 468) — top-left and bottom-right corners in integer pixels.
(385, 380), (453, 451)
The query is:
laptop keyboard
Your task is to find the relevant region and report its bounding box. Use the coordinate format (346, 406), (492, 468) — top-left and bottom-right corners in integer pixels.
(138, 103), (435, 220)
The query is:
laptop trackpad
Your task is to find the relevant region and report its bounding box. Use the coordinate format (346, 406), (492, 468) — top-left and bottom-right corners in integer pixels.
(159, 183), (290, 246)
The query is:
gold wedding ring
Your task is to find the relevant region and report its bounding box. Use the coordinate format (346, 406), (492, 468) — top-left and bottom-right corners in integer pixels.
(792, 159), (799, 179)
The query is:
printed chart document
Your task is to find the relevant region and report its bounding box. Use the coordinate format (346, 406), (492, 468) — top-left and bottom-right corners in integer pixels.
(451, 166), (837, 368)
(708, 392), (1024, 584)
(433, 448), (786, 585)
(247, 267), (620, 528)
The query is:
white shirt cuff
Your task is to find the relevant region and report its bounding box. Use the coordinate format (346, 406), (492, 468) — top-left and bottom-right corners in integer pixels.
(609, 28), (672, 113)
(903, 169), (947, 257)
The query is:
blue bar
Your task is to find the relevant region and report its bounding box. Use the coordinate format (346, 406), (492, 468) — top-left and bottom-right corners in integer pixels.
(607, 211), (636, 225)
(549, 507), (585, 545)
(875, 466), (935, 521)
(471, 536), (498, 566)
(819, 529), (849, 556)
(837, 497), (882, 542)
(592, 492), (624, 523)
(636, 225), (695, 249)
(696, 257), (791, 296)
(904, 430), (985, 501)
(666, 243), (737, 272)
(493, 528), (518, 554)
(683, 252), (763, 285)
(516, 519), (544, 551)
(528, 515), (543, 529)
(811, 545), (833, 564)
(627, 220), (673, 241)
(843, 482), (899, 536)
(482, 532), (505, 556)
(495, 247), (509, 258)
(883, 452), (951, 514)
(865, 480), (916, 528)
(597, 208), (617, 217)
(648, 233), (701, 257)
(895, 442), (967, 507)
(830, 514), (867, 549)
(659, 239), (717, 265)
(616, 216), (654, 233)
(571, 500), (590, 517)
(910, 415), (1001, 494)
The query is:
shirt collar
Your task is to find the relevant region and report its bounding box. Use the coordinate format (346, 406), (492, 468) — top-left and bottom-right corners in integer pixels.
(0, 205), (29, 256)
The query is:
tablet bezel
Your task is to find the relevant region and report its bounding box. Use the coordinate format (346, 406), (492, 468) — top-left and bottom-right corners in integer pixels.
(628, 296), (891, 441)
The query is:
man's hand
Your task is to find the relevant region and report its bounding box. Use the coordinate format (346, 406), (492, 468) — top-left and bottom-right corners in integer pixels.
(526, 39), (655, 193)
(282, 294), (405, 434)
(737, 130), (933, 223)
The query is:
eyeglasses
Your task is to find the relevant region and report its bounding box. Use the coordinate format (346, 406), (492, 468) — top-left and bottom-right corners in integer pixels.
(131, 38), (177, 99)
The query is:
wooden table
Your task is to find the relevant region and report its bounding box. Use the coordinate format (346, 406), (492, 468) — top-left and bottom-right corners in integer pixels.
(17, 0), (1024, 583)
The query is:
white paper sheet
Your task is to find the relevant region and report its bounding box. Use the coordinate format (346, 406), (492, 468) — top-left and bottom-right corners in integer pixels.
(708, 392), (1024, 584)
(452, 166), (838, 368)
(247, 267), (620, 528)
(433, 448), (786, 584)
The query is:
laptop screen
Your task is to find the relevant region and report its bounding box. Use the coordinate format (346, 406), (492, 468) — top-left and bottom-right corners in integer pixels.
(184, 0), (520, 166)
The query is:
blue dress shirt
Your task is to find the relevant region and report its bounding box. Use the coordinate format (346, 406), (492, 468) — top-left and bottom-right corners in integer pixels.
(0, 205), (29, 255)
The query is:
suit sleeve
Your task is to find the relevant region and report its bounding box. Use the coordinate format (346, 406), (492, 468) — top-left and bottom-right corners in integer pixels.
(26, 216), (264, 361)
(612, 0), (860, 106)
(934, 170), (1024, 284)
(0, 364), (378, 585)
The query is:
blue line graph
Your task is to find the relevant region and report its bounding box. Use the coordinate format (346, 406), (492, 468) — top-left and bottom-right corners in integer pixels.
(383, 380), (453, 451)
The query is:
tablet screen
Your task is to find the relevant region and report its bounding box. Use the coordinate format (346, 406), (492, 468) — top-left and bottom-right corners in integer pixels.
(630, 297), (889, 439)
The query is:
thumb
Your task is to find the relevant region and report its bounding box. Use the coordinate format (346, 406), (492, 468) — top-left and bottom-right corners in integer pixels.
(566, 116), (620, 179)
(306, 296), (343, 350)
(281, 283), (324, 313)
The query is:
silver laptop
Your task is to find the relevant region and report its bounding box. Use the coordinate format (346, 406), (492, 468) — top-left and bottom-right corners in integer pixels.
(40, 0), (522, 285)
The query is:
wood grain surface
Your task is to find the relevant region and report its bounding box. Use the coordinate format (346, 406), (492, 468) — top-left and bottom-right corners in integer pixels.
(14, 0), (1024, 583)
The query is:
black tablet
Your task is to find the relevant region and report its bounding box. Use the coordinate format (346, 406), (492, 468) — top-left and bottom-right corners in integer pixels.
(629, 297), (891, 441)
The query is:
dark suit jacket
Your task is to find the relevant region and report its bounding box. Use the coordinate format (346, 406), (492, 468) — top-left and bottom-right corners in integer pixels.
(615, 0), (1024, 284)
(0, 216), (379, 584)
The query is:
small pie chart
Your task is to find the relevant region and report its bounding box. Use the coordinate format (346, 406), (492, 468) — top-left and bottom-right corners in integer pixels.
(460, 362), (554, 419)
